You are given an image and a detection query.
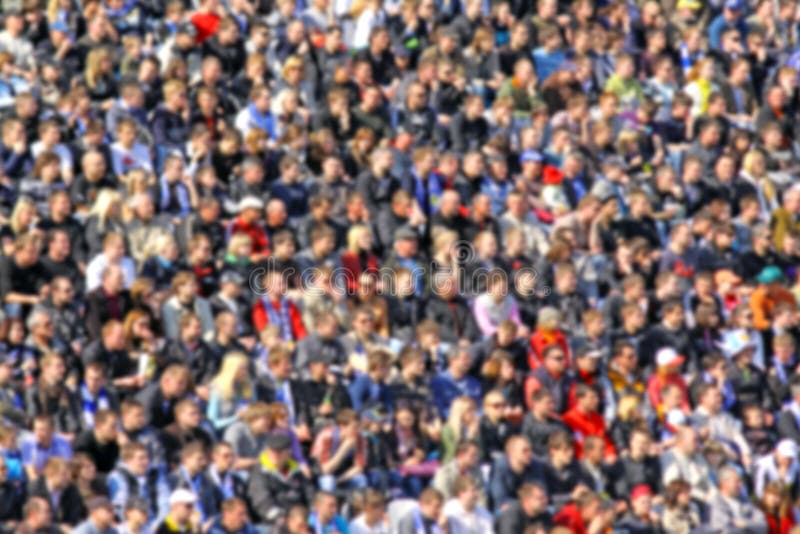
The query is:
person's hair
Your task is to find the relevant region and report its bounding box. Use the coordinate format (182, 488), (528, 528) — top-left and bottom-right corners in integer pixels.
(418, 488), (444, 506)
(181, 441), (206, 461)
(212, 353), (252, 402)
(120, 442), (147, 461)
(335, 408), (358, 426)
(616, 394), (643, 422)
(760, 481), (793, 518)
(90, 189), (122, 228)
(663, 479), (691, 508)
(240, 402), (272, 423)
(43, 457), (68, 477)
(221, 497), (247, 513)
(446, 396), (476, 440)
(93, 409), (116, 427)
(84, 47), (112, 89)
(547, 430), (572, 450)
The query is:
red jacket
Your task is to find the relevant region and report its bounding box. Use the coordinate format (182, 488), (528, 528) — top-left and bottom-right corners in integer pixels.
(339, 251), (380, 293)
(228, 216), (270, 256)
(252, 298), (307, 340)
(766, 513), (795, 534)
(529, 328), (570, 369)
(554, 503), (587, 534)
(561, 407), (616, 460)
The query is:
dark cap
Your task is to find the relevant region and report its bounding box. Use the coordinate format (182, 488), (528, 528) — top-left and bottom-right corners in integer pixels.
(392, 45), (411, 58)
(307, 352), (331, 365)
(220, 270), (243, 285)
(394, 226), (418, 241)
(87, 496), (114, 513)
(265, 432), (292, 451)
(176, 22), (198, 37)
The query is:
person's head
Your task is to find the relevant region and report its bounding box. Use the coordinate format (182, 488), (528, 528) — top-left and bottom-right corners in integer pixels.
(93, 409), (118, 442)
(312, 491), (338, 524)
(43, 457), (69, 489)
(675, 426), (698, 455)
(180, 441), (207, 475)
(120, 442), (149, 476)
(507, 435), (534, 470)
(212, 441), (235, 473)
(23, 497), (52, 530)
(417, 488), (444, 521)
(542, 344), (567, 375)
(717, 465), (742, 497)
(160, 364), (191, 399)
(168, 489), (197, 524)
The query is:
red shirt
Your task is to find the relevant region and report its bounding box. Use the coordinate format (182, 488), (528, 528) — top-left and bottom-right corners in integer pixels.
(252, 298), (307, 340)
(554, 503), (587, 534)
(190, 11), (221, 43)
(561, 407), (616, 459)
(228, 216), (270, 256)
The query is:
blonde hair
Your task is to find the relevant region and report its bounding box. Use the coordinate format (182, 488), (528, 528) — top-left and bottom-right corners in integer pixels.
(84, 48), (112, 89)
(281, 56), (305, 80)
(145, 233), (177, 259)
(89, 189), (122, 228)
(347, 224), (371, 253)
(212, 353), (252, 402)
(227, 233), (252, 257)
(446, 396), (476, 441)
(686, 57), (714, 83)
(10, 197), (36, 236)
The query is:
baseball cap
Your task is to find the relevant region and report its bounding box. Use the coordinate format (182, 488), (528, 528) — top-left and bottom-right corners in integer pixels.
(630, 484), (653, 501)
(724, 0), (744, 9)
(176, 22), (198, 38)
(169, 489), (197, 506)
(756, 265), (784, 284)
(238, 196), (264, 212)
(220, 270), (244, 285)
(676, 0), (702, 9)
(394, 226), (418, 241)
(777, 439), (798, 460)
(520, 150), (543, 165)
(656, 347), (684, 368)
(665, 409), (687, 427)
(717, 329), (757, 358)
(265, 432), (292, 451)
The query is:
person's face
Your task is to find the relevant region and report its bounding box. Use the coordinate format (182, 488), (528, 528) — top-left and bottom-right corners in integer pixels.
(353, 312), (375, 336)
(84, 368), (105, 395)
(214, 446), (235, 471)
(222, 503), (248, 531)
(123, 406), (145, 432)
(171, 502), (194, 524)
(545, 350), (567, 373)
(34, 421), (53, 444)
(396, 408), (415, 429)
(580, 390), (600, 412)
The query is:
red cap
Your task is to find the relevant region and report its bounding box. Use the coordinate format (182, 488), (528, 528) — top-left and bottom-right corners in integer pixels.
(630, 484), (652, 501)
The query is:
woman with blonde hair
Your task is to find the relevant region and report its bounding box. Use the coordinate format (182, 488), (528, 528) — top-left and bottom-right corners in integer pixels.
(207, 353), (258, 431)
(609, 394), (649, 454)
(430, 229), (460, 280)
(85, 189), (124, 258)
(740, 149), (779, 216)
(340, 224), (380, 294)
(276, 55), (315, 113)
(2, 197), (38, 255)
(223, 233), (253, 280)
(683, 57), (718, 117)
(81, 48), (117, 108)
(440, 396), (479, 463)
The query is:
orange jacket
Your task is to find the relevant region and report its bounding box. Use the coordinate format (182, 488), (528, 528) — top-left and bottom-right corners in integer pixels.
(750, 285), (797, 330)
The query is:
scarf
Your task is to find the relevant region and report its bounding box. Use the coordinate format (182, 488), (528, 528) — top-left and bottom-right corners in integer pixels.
(696, 79), (712, 113)
(159, 176), (190, 215)
(247, 103), (275, 139)
(262, 297), (293, 341)
(80, 384), (110, 428)
(413, 509), (442, 534)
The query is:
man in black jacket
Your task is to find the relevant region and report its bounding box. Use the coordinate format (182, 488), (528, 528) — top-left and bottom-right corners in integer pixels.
(424, 276), (479, 343)
(245, 434), (314, 526)
(135, 364), (192, 429)
(495, 482), (552, 534)
(28, 457), (86, 527)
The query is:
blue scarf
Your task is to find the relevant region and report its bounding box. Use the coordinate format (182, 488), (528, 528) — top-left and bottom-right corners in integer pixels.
(263, 297), (293, 341)
(80, 384), (110, 428)
(159, 176), (190, 216)
(412, 171), (443, 216)
(247, 103), (275, 139)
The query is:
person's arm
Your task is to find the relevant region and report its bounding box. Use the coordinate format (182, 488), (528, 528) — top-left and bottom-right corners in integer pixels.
(206, 390), (239, 431)
(319, 436), (357, 475)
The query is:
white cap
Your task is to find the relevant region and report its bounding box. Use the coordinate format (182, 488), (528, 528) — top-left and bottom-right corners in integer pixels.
(238, 196), (264, 212)
(777, 439), (798, 459)
(656, 347), (684, 368)
(169, 489), (198, 506)
(665, 409), (687, 427)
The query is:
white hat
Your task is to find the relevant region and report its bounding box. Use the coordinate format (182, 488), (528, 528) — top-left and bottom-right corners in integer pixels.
(777, 439), (798, 460)
(169, 489), (197, 506)
(656, 347), (685, 368)
(238, 196), (264, 212)
(665, 409), (687, 427)
(717, 329), (757, 359)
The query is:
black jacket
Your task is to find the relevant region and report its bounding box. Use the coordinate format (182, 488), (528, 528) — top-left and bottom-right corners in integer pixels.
(27, 479), (85, 526)
(424, 295), (480, 343)
(245, 463), (314, 524)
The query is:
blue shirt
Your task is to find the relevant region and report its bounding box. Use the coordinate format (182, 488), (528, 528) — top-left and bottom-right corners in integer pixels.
(532, 48), (566, 83)
(707, 14), (748, 50)
(429, 370), (482, 418)
(21, 435), (72, 474)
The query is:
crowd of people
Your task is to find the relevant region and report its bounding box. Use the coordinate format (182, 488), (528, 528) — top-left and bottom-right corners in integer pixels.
(3, 0), (800, 532)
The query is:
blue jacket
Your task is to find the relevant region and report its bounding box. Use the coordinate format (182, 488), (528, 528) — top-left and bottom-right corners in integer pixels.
(205, 516), (260, 534)
(429, 370), (482, 419)
(347, 373), (393, 413)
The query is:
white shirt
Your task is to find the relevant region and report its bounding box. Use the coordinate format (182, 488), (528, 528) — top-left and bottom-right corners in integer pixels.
(85, 254), (137, 291)
(443, 499), (494, 534)
(348, 515), (389, 534)
(31, 142), (74, 177)
(110, 142), (153, 177)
